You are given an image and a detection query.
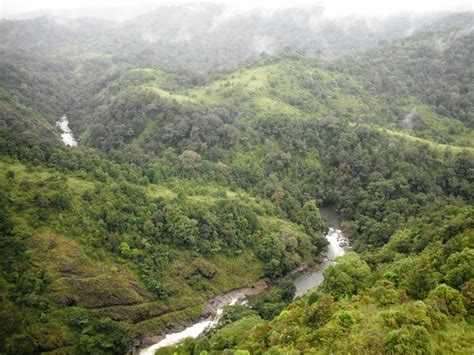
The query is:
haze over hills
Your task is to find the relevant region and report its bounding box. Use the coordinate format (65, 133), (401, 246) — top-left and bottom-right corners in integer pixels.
(0, 3), (473, 355)
(1, 4), (472, 70)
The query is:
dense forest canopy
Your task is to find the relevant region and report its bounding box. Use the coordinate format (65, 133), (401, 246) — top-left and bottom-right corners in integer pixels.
(0, 3), (472, 354)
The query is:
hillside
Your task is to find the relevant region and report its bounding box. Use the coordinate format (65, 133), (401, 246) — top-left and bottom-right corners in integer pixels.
(68, 57), (473, 155)
(0, 149), (331, 352)
(0, 7), (468, 72)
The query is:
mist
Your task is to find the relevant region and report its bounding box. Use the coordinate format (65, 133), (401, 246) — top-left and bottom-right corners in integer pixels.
(1, 0), (472, 21)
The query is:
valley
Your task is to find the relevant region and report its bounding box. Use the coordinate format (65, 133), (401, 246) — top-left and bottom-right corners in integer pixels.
(0, 4), (472, 355)
(138, 207), (348, 353)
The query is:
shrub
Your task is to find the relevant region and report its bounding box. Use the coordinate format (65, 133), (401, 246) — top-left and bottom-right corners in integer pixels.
(428, 284), (467, 317)
(385, 325), (432, 354)
(337, 310), (357, 328)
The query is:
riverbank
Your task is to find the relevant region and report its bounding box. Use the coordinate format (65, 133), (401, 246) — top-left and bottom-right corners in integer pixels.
(136, 208), (350, 354)
(136, 280), (268, 353)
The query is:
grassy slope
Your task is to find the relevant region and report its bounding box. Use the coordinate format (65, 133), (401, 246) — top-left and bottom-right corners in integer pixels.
(377, 127), (474, 155)
(119, 61), (472, 151)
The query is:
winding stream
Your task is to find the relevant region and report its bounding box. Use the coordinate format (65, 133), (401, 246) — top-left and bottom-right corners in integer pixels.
(56, 115), (77, 147)
(139, 208), (348, 354)
(294, 207), (349, 297)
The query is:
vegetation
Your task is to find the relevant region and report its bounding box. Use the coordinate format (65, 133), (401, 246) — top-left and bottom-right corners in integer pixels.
(162, 206), (474, 354)
(0, 8), (472, 355)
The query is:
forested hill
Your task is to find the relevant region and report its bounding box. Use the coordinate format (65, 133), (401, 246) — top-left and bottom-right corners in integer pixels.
(0, 7), (473, 355)
(0, 62), (64, 149)
(64, 16), (473, 153)
(333, 14), (474, 126)
(165, 205), (474, 354)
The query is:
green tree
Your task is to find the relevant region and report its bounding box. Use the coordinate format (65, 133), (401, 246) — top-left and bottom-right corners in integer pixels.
(76, 318), (132, 355)
(441, 248), (474, 289)
(428, 284), (466, 317)
(163, 205), (199, 247)
(322, 252), (372, 298)
(385, 325), (433, 355)
(404, 258), (439, 300)
(179, 150), (202, 169)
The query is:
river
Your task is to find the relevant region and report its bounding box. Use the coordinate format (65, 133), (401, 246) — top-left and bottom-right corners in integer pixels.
(139, 207), (348, 355)
(293, 207), (349, 297)
(56, 115), (77, 147)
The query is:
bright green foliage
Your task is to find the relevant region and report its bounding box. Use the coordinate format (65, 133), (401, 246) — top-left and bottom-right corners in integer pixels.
(442, 249), (474, 289)
(321, 252), (372, 299)
(299, 200), (329, 249)
(162, 204), (200, 246)
(428, 284), (467, 317)
(337, 310), (358, 328)
(385, 325), (433, 355)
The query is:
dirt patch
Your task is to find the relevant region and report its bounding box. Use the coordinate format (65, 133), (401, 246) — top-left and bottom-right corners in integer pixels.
(203, 279), (268, 315)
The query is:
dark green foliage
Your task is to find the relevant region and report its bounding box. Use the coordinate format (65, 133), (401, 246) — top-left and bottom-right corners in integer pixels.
(306, 293), (337, 327)
(337, 27), (474, 126)
(404, 257), (440, 300)
(75, 317), (132, 355)
(0, 197), (13, 236)
(307, 291), (320, 305)
(246, 280), (296, 320)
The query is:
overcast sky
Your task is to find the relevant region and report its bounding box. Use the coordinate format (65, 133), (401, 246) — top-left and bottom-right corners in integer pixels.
(1, 0), (472, 19)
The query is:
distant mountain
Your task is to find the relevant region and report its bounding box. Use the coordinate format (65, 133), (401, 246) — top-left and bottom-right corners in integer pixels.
(1, 6), (470, 71)
(118, 4), (455, 68)
(334, 15), (474, 126)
